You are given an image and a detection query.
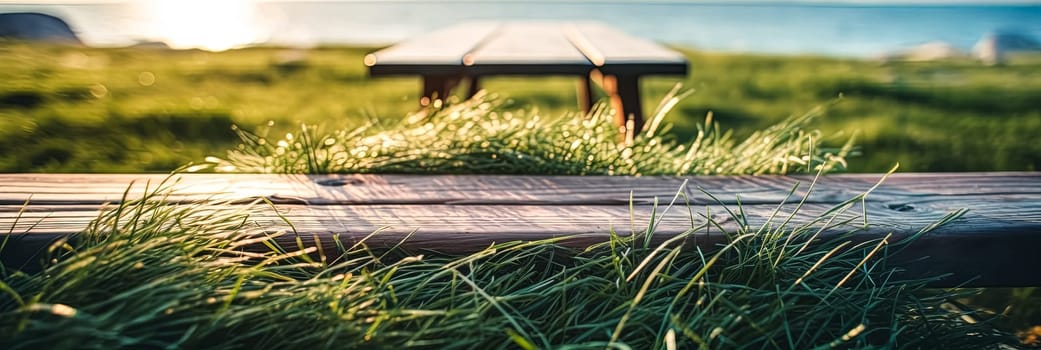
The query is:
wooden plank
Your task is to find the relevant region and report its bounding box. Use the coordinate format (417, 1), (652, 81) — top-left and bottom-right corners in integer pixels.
(2, 173), (1039, 286)
(4, 188), (1038, 238)
(464, 22), (594, 75)
(2, 197), (1040, 287)
(3, 173), (1039, 206)
(567, 22), (688, 76)
(365, 22), (499, 76)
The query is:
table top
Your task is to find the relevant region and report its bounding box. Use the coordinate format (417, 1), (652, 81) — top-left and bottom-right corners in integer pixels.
(365, 21), (688, 77)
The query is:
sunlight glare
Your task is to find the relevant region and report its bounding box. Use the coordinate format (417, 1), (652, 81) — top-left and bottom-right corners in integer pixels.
(143, 0), (261, 51)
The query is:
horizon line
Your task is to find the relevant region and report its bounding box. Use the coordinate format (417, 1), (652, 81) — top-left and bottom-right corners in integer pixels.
(2, 0), (1040, 5)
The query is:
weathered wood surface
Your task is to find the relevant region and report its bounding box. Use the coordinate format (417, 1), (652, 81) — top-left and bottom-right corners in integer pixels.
(364, 21), (498, 76)
(364, 21), (689, 134)
(465, 22), (594, 75)
(2, 173), (1039, 287)
(365, 21), (688, 77)
(567, 22), (688, 75)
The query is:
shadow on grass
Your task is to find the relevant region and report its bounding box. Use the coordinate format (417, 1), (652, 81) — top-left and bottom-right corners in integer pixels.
(822, 80), (1041, 115)
(670, 105), (773, 141)
(850, 132), (1041, 172)
(0, 111), (243, 171)
(0, 91), (46, 109)
(0, 87), (105, 109)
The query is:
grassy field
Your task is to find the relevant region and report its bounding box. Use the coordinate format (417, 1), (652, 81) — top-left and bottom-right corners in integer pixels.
(1, 43), (1039, 173)
(0, 105), (1021, 348)
(2, 43), (1041, 347)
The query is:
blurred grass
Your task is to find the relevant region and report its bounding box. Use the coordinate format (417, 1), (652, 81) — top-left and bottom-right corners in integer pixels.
(0, 171), (1018, 349)
(1, 43), (1039, 172)
(1, 42), (1039, 344)
(209, 92), (852, 176)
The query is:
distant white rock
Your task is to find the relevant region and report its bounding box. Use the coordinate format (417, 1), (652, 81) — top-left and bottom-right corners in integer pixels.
(0, 12), (81, 44)
(972, 31), (1041, 65)
(128, 40), (172, 50)
(878, 41), (968, 62)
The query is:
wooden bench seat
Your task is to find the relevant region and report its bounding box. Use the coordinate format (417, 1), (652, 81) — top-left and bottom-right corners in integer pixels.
(2, 172), (1039, 287)
(364, 21), (688, 134)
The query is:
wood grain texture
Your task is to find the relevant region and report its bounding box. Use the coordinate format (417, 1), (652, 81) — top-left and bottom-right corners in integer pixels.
(464, 22), (594, 75)
(2, 173), (1039, 287)
(364, 21), (689, 77)
(3, 172), (1038, 205)
(567, 22), (688, 76)
(365, 21), (499, 76)
(364, 20), (688, 133)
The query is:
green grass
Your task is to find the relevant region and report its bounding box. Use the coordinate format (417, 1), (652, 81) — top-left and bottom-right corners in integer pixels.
(653, 52), (1041, 172)
(0, 172), (1017, 349)
(206, 91), (852, 175)
(203, 92), (1039, 345)
(0, 97), (1034, 348)
(2, 42), (1039, 347)
(1, 43), (1039, 172)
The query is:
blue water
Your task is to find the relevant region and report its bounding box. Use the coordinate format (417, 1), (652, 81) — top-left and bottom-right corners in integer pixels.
(2, 2), (1040, 57)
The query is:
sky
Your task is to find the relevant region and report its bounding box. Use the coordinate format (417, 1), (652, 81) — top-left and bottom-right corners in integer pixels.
(1, 0), (1040, 4)
(3, 0), (1038, 51)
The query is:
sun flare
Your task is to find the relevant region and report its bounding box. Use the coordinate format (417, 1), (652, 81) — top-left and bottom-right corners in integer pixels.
(142, 0), (260, 51)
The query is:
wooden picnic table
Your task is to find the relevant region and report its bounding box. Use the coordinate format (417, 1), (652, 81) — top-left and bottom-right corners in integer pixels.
(2, 172), (1040, 287)
(364, 21), (688, 135)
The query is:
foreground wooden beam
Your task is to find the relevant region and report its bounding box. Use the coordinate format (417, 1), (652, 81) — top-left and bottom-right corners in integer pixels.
(1, 173), (1039, 287)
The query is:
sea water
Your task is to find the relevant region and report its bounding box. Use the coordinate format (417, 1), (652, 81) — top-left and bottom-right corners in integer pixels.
(1, 1), (1039, 57)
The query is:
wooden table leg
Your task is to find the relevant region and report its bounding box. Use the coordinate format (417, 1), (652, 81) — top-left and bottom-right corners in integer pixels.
(615, 75), (643, 135)
(467, 75), (482, 99)
(420, 75), (443, 107)
(421, 74), (463, 107)
(577, 75), (593, 115)
(601, 74), (644, 135)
